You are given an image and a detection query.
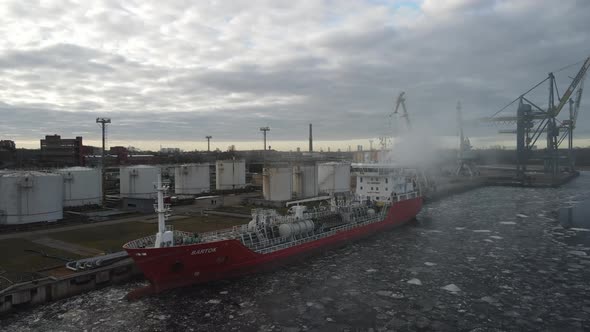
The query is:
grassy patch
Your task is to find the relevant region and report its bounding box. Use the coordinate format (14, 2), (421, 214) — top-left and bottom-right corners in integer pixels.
(48, 215), (248, 253)
(0, 238), (81, 273)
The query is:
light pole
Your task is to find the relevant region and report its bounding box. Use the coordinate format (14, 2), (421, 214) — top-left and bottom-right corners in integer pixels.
(206, 135), (212, 152)
(259, 127), (270, 151)
(96, 117), (111, 205)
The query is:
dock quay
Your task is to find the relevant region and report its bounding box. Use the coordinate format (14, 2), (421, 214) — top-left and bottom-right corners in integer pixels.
(0, 258), (140, 314)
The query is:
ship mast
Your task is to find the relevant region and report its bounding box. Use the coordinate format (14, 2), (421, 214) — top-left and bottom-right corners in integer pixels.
(154, 170), (172, 248)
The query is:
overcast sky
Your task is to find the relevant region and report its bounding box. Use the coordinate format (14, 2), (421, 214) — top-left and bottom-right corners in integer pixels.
(0, 0), (589, 151)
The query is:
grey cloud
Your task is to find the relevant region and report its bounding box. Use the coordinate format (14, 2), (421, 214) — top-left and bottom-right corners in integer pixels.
(0, 0), (589, 149)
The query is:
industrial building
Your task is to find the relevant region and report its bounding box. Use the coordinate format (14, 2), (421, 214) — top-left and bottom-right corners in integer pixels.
(174, 164), (210, 194)
(40, 135), (84, 167)
(0, 140), (16, 168)
(216, 159), (246, 190)
(0, 171), (63, 224)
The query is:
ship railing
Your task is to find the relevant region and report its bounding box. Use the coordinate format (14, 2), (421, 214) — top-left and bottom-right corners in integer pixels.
(255, 213), (385, 254)
(393, 191), (419, 202)
(124, 230), (201, 249)
(197, 224), (249, 242)
(124, 235), (157, 249)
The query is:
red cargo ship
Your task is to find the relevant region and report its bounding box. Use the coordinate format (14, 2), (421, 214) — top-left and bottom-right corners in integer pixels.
(124, 173), (422, 297)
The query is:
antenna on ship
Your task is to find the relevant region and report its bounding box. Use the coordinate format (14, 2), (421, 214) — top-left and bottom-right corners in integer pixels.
(154, 170), (173, 248)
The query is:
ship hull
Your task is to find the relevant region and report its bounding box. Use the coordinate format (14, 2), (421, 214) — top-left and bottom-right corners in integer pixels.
(125, 196), (422, 296)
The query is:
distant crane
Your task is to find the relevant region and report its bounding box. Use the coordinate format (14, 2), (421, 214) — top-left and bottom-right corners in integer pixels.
(455, 101), (477, 176)
(392, 91), (412, 130)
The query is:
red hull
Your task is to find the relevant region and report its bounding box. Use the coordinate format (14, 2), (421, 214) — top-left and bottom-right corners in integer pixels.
(125, 197), (422, 295)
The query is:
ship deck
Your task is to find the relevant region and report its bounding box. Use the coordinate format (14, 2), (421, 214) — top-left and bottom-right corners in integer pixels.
(124, 192), (420, 254)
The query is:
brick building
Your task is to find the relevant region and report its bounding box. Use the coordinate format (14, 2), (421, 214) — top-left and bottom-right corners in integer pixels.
(40, 135), (84, 167)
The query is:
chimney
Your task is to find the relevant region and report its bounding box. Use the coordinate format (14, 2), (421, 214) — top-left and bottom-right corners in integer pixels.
(309, 123), (313, 152)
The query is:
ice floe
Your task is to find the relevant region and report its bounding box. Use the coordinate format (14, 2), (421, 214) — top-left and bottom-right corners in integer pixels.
(441, 284), (461, 293)
(407, 278), (422, 285)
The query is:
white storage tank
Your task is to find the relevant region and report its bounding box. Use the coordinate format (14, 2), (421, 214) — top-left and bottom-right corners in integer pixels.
(120, 165), (158, 199)
(56, 167), (102, 207)
(263, 166), (293, 201)
(215, 160), (246, 190)
(175, 163), (210, 194)
(293, 165), (318, 198)
(0, 171), (63, 224)
(318, 162), (351, 194)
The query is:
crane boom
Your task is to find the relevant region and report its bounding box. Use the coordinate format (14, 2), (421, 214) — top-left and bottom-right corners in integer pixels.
(572, 72), (586, 127)
(553, 56), (590, 117)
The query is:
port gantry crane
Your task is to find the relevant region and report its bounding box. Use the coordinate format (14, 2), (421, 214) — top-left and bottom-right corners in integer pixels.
(393, 91), (412, 130)
(487, 55), (590, 179)
(381, 91), (412, 152)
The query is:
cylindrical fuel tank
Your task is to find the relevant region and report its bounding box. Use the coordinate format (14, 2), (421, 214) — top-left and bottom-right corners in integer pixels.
(278, 219), (315, 238)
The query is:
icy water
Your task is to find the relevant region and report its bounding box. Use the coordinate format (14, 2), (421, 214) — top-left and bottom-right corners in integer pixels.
(3, 173), (590, 331)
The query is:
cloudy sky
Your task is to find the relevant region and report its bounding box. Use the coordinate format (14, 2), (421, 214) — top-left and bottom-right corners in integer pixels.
(0, 0), (589, 151)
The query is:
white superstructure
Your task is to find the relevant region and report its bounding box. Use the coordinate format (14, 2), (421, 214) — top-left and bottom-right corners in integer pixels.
(263, 166), (293, 201)
(120, 165), (159, 199)
(56, 167), (102, 207)
(174, 164), (210, 194)
(215, 159), (246, 190)
(352, 163), (418, 202)
(293, 164), (319, 198)
(0, 171), (63, 224)
(318, 162), (351, 194)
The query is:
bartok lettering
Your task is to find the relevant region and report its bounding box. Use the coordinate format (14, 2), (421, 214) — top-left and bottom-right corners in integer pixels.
(191, 248), (217, 255)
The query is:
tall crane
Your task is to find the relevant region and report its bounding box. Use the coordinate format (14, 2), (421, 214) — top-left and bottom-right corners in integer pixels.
(486, 55), (590, 177)
(393, 91), (412, 130)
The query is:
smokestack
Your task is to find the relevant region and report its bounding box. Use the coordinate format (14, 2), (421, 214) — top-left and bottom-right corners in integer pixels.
(309, 123), (313, 152)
